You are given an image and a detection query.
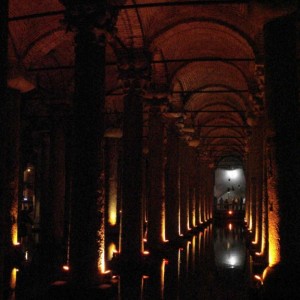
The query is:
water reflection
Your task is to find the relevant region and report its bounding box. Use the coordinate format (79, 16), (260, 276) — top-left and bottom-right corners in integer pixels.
(117, 222), (249, 300)
(214, 222), (246, 270)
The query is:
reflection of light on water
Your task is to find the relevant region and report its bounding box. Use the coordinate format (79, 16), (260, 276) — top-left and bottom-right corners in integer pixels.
(178, 249), (181, 278)
(228, 255), (237, 267)
(161, 259), (166, 298)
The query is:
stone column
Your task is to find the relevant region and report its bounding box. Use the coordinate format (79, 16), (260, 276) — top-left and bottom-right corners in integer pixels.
(194, 154), (201, 226)
(263, 14), (300, 296)
(147, 105), (165, 249)
(265, 134), (280, 267)
(252, 119), (264, 251)
(187, 145), (197, 229)
(60, 1), (113, 285)
(198, 158), (206, 224)
(0, 90), (21, 298)
(118, 49), (150, 262)
(165, 121), (180, 241)
(4, 90), (21, 247)
(244, 144), (251, 227)
(0, 1), (9, 299)
(179, 138), (189, 235)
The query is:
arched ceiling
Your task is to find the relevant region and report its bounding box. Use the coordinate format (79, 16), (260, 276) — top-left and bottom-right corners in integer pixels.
(7, 0), (297, 167)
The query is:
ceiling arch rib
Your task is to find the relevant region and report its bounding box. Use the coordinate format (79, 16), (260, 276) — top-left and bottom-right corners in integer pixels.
(115, 1), (145, 48)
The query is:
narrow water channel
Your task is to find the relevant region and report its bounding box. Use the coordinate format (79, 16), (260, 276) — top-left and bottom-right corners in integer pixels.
(117, 221), (252, 300)
(8, 221), (258, 300)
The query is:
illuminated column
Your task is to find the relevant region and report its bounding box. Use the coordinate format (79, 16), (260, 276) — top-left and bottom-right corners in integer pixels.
(187, 146), (197, 228)
(147, 104), (165, 248)
(104, 135), (121, 229)
(4, 90), (21, 247)
(179, 138), (189, 234)
(0, 1), (9, 298)
(265, 135), (280, 266)
(165, 121), (180, 241)
(194, 155), (201, 226)
(198, 158), (206, 224)
(244, 144), (251, 227)
(252, 119), (264, 250)
(118, 48), (150, 262)
(207, 163), (214, 220)
(59, 1), (113, 285)
(263, 15), (300, 294)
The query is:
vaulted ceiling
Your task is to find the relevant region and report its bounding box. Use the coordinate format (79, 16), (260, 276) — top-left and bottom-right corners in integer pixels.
(7, 0), (296, 167)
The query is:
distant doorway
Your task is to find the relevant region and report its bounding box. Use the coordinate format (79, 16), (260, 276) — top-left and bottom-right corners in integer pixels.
(213, 165), (246, 220)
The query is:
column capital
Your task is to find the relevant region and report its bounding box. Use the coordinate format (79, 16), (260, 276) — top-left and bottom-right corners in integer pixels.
(60, 0), (119, 32)
(117, 48), (152, 93)
(251, 64), (265, 115)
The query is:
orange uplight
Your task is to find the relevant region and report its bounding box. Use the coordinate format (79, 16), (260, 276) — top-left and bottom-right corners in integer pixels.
(254, 275), (263, 285)
(62, 265), (69, 271)
(143, 250), (150, 255)
(228, 210), (233, 215)
(228, 223), (232, 230)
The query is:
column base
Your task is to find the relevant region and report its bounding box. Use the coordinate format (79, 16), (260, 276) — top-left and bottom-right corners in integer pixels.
(262, 264), (300, 300)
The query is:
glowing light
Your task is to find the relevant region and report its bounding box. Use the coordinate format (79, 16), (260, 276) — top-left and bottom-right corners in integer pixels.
(25, 251), (29, 261)
(228, 223), (232, 230)
(143, 275), (149, 279)
(62, 265), (69, 271)
(27, 168), (31, 172)
(227, 169), (239, 179)
(108, 243), (117, 261)
(162, 200), (166, 242)
(161, 259), (166, 298)
(228, 255), (237, 266)
(254, 275), (264, 285)
(10, 268), (18, 290)
(143, 251), (150, 255)
(228, 210), (233, 215)
(108, 191), (117, 226)
(143, 238), (147, 242)
(98, 214), (105, 273)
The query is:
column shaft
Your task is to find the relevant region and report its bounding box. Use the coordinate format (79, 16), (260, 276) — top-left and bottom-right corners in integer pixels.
(179, 140), (188, 235)
(121, 89), (143, 260)
(0, 1), (9, 298)
(165, 125), (180, 240)
(69, 29), (106, 285)
(264, 16), (300, 293)
(148, 107), (165, 248)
